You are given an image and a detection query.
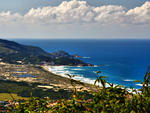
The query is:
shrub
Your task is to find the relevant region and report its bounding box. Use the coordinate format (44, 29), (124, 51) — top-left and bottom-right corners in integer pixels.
(6, 70), (150, 113)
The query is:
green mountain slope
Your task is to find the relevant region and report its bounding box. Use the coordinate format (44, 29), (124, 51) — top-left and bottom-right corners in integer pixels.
(0, 39), (88, 65)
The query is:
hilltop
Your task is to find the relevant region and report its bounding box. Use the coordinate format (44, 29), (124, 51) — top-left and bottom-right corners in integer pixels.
(0, 39), (89, 65)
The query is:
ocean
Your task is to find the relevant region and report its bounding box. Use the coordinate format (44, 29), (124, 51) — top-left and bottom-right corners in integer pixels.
(13, 39), (150, 88)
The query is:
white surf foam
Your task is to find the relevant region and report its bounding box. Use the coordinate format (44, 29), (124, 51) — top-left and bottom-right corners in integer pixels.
(82, 57), (91, 58)
(123, 79), (135, 82)
(72, 68), (85, 71)
(45, 66), (101, 86)
(136, 84), (143, 86)
(45, 66), (137, 89)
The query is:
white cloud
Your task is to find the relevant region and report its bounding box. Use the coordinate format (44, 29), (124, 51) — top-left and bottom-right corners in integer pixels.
(0, 0), (150, 38)
(0, 0), (150, 25)
(126, 1), (150, 24)
(24, 0), (126, 24)
(0, 11), (22, 25)
(24, 0), (150, 25)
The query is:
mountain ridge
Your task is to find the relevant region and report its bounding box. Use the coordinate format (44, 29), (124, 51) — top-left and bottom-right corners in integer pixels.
(0, 39), (89, 66)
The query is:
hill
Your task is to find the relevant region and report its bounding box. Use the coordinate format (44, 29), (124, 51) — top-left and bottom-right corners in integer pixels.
(0, 39), (88, 65)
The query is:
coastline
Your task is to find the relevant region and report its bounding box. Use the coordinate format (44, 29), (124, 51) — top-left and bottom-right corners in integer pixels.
(42, 65), (95, 83)
(0, 63), (96, 92)
(0, 63), (140, 92)
(43, 65), (111, 85)
(42, 65), (142, 92)
(42, 65), (97, 91)
(0, 63), (97, 101)
(0, 63), (140, 102)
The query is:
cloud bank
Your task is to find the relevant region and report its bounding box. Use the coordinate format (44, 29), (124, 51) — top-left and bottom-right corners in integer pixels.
(0, 0), (150, 38)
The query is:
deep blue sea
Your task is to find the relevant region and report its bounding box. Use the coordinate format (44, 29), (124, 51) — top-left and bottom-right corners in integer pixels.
(12, 39), (150, 88)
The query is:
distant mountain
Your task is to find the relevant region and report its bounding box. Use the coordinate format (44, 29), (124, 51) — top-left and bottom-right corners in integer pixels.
(0, 39), (88, 65)
(0, 39), (50, 56)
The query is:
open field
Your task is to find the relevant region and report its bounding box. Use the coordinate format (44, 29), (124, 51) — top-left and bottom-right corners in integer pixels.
(0, 63), (96, 101)
(0, 93), (29, 101)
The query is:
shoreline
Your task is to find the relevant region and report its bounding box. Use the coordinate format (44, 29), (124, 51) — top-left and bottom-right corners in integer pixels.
(0, 63), (141, 99)
(42, 65), (97, 91)
(42, 65), (113, 89)
(0, 63), (96, 91)
(42, 65), (96, 84)
(42, 65), (142, 92)
(0, 63), (141, 91)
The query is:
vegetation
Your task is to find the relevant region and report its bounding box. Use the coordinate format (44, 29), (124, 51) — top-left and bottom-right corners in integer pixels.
(2, 70), (150, 113)
(54, 57), (85, 65)
(0, 93), (29, 101)
(0, 80), (72, 100)
(0, 39), (87, 65)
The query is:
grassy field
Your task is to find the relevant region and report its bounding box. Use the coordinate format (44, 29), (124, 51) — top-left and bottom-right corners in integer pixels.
(0, 93), (29, 101)
(0, 79), (73, 100)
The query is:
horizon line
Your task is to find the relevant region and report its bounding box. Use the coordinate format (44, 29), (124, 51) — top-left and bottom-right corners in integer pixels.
(2, 38), (150, 40)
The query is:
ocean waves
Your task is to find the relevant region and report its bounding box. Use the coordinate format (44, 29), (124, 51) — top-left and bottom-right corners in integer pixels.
(45, 65), (143, 89)
(47, 66), (96, 85)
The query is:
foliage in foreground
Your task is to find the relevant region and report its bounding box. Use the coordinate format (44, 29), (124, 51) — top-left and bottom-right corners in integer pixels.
(4, 70), (150, 113)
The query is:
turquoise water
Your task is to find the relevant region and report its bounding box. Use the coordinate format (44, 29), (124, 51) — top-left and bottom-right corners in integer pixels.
(13, 39), (150, 88)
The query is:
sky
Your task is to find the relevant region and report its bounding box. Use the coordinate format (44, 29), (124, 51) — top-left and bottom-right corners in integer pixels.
(0, 0), (150, 39)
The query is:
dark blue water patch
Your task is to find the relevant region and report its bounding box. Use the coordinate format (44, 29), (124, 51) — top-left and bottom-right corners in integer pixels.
(13, 74), (36, 78)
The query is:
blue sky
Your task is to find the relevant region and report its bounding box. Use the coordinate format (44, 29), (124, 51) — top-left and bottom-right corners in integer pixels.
(0, 0), (149, 13)
(0, 0), (150, 39)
